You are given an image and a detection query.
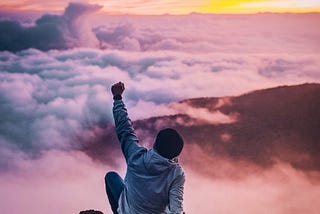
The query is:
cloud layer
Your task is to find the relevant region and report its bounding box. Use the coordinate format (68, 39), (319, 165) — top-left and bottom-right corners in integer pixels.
(1, 7), (320, 54)
(1, 48), (319, 163)
(0, 3), (102, 51)
(1, 148), (319, 214)
(92, 13), (320, 53)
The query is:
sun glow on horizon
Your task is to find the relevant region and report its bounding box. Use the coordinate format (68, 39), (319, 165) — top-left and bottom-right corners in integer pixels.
(197, 0), (320, 14)
(0, 0), (320, 14)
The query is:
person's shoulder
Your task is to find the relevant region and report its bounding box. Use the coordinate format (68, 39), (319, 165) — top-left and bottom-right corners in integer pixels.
(171, 162), (185, 177)
(172, 158), (184, 170)
(128, 145), (148, 164)
(171, 165), (185, 184)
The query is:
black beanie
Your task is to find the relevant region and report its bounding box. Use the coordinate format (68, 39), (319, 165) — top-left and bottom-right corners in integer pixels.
(153, 128), (184, 159)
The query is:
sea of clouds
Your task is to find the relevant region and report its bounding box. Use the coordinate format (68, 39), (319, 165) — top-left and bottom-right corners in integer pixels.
(0, 3), (320, 214)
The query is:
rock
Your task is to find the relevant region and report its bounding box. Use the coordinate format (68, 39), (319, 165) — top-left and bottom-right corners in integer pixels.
(79, 210), (104, 214)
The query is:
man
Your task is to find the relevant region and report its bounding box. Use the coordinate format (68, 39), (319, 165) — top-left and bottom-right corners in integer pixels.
(105, 82), (185, 214)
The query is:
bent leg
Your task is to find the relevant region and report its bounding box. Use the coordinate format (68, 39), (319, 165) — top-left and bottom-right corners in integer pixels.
(105, 171), (124, 214)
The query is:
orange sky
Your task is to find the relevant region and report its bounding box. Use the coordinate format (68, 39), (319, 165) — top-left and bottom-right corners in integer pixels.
(1, 0), (320, 14)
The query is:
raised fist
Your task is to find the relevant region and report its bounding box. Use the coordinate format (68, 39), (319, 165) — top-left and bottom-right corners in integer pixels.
(111, 81), (125, 96)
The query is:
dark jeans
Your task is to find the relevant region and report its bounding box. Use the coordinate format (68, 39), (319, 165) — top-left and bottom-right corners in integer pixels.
(105, 171), (125, 214)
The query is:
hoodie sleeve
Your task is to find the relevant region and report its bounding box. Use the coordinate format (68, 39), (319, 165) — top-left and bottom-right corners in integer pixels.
(166, 172), (185, 214)
(113, 99), (145, 162)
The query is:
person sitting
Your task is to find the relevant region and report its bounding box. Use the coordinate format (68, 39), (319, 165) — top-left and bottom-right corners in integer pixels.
(105, 82), (185, 214)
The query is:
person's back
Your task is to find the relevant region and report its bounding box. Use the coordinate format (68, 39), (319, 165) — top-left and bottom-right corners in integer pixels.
(105, 82), (185, 214)
(119, 148), (184, 213)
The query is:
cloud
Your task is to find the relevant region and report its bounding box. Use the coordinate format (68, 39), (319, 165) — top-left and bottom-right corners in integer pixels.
(0, 2), (102, 51)
(184, 163), (320, 214)
(91, 13), (320, 53)
(0, 48), (319, 164)
(2, 11), (320, 53)
(0, 145), (319, 214)
(94, 23), (141, 51)
(179, 143), (320, 213)
(0, 150), (113, 214)
(172, 102), (238, 125)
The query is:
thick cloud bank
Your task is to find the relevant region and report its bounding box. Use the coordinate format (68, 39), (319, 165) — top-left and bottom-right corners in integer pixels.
(0, 3), (102, 51)
(1, 7), (320, 53)
(92, 13), (320, 53)
(1, 48), (319, 163)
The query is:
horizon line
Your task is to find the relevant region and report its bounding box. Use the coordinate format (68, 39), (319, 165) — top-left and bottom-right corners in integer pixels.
(1, 9), (320, 16)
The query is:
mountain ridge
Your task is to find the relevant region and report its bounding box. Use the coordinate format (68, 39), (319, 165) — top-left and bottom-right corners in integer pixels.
(132, 83), (320, 173)
(82, 83), (320, 179)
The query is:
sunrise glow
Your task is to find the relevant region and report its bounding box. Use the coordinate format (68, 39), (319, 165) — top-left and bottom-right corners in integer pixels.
(198, 0), (320, 14)
(1, 0), (320, 14)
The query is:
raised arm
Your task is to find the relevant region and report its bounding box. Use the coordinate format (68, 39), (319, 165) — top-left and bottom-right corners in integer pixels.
(111, 82), (145, 162)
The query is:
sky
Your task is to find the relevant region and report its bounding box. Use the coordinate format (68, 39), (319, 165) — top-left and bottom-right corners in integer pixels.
(1, 0), (320, 14)
(0, 2), (320, 214)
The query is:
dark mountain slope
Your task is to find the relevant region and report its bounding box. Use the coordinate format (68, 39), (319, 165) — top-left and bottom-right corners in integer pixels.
(82, 83), (320, 177)
(133, 83), (320, 172)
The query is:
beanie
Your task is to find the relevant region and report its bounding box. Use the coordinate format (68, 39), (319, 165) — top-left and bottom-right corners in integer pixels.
(153, 128), (184, 159)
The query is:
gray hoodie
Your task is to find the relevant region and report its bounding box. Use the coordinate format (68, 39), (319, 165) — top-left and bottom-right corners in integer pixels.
(113, 100), (185, 214)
